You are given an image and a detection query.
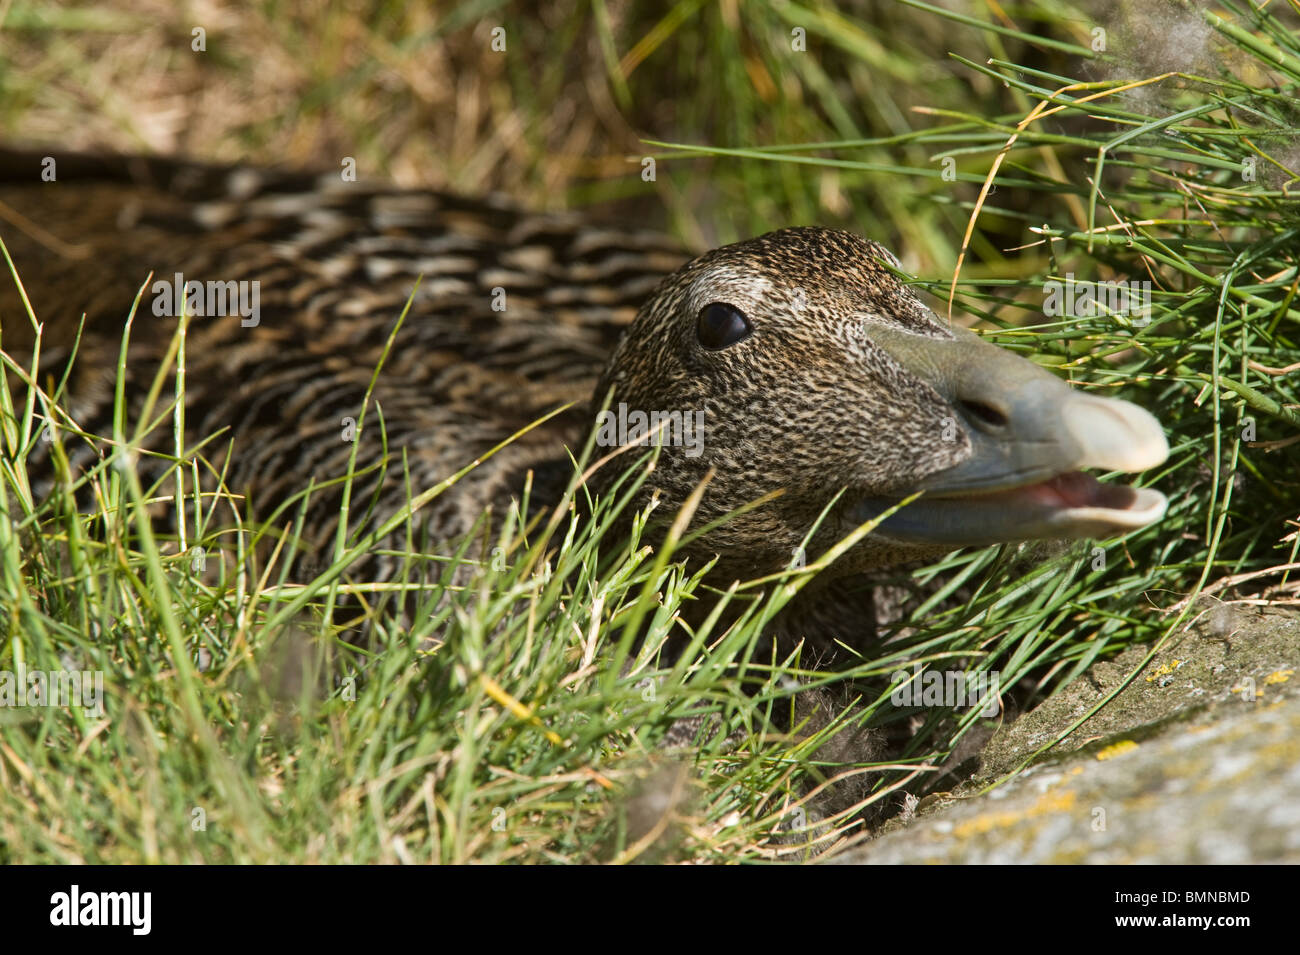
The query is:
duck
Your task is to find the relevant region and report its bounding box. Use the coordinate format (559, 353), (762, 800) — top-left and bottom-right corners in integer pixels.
(0, 148), (1169, 657)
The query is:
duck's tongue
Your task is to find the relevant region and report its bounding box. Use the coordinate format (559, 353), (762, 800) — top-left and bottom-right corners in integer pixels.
(1019, 471), (1137, 510)
(859, 474), (1167, 545)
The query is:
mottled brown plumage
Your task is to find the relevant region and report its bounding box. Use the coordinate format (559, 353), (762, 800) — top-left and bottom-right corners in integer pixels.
(1, 150), (681, 577)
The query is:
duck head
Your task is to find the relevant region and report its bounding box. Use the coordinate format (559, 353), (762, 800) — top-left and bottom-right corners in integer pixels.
(591, 227), (1167, 581)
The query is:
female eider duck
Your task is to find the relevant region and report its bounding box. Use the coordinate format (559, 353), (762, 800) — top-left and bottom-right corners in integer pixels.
(0, 150), (1168, 656)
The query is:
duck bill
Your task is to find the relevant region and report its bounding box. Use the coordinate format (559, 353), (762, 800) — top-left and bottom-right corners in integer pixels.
(854, 322), (1169, 545)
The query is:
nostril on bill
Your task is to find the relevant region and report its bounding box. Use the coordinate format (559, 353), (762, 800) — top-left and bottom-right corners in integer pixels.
(959, 398), (1009, 431)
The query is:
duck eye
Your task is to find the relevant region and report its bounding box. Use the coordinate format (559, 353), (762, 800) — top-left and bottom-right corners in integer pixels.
(696, 302), (752, 350)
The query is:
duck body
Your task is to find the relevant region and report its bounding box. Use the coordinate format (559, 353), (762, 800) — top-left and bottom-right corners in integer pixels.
(0, 150), (684, 580)
(0, 149), (1169, 656)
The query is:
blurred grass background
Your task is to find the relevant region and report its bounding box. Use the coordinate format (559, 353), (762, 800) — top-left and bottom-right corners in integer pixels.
(0, 0), (1095, 262)
(1, 0), (1298, 862)
(5, 1), (1292, 267)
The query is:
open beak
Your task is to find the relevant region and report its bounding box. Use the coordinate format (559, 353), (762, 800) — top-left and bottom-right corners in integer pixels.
(856, 323), (1169, 545)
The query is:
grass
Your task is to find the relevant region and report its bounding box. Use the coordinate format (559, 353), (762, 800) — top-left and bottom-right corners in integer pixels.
(0, 0), (1298, 863)
(0, 276), (926, 862)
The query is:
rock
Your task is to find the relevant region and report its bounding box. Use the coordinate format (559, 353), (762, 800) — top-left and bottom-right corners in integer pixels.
(833, 605), (1300, 863)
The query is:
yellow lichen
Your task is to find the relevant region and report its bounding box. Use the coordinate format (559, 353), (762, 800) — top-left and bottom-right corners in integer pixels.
(1096, 740), (1139, 760)
(1145, 659), (1184, 683)
(952, 789), (1078, 839)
